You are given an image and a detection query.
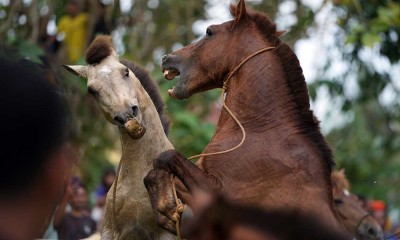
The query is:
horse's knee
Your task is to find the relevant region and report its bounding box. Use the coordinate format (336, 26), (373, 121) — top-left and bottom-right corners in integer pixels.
(144, 169), (175, 215)
(144, 169), (157, 188)
(154, 149), (179, 170)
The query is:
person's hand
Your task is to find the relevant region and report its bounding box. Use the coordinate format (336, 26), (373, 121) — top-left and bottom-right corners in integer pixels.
(65, 180), (74, 203)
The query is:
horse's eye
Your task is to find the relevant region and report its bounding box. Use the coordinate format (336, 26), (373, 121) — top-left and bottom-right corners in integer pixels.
(87, 86), (98, 96)
(206, 28), (213, 36)
(334, 199), (344, 205)
(125, 67), (129, 78)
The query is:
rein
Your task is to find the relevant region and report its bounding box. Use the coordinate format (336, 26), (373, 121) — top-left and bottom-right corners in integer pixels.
(355, 212), (371, 234)
(385, 231), (400, 240)
(172, 46), (275, 239)
(188, 46), (275, 160)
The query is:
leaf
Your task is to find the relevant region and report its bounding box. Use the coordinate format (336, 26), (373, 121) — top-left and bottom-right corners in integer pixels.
(361, 32), (381, 47)
(16, 40), (45, 64)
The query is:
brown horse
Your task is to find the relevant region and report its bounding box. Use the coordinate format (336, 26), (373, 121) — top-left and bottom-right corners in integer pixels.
(145, 0), (346, 237)
(332, 169), (383, 239)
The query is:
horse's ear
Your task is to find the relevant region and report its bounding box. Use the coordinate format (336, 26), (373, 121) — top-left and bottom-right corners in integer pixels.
(331, 177), (339, 195)
(63, 65), (88, 79)
(231, 0), (247, 27)
(276, 30), (287, 37)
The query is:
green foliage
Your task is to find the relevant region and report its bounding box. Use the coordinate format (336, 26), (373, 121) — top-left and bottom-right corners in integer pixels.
(0, 38), (45, 64)
(328, 102), (400, 201)
(313, 0), (400, 206)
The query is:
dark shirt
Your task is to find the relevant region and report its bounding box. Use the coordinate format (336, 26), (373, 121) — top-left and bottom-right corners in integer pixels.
(57, 213), (96, 240)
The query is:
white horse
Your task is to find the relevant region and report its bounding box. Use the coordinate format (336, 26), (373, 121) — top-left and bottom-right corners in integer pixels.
(64, 35), (176, 240)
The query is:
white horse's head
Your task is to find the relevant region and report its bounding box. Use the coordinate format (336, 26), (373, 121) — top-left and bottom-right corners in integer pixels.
(64, 36), (146, 138)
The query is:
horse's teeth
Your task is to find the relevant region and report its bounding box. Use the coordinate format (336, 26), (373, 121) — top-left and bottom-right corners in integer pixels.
(168, 88), (177, 99)
(163, 69), (178, 80)
(163, 70), (170, 78)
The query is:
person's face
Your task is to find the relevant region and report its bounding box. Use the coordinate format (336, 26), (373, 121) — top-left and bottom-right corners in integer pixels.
(357, 198), (367, 209)
(71, 187), (88, 210)
(104, 174), (115, 187)
(372, 210), (386, 228)
(67, 3), (79, 17)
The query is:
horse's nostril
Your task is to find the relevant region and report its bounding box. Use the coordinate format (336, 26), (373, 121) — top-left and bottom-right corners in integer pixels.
(114, 116), (125, 125)
(368, 227), (375, 236)
(132, 106), (139, 117)
(162, 54), (169, 62)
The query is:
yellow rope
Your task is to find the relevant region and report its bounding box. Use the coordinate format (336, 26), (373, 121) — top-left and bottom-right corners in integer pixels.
(171, 175), (184, 240)
(188, 46), (275, 160)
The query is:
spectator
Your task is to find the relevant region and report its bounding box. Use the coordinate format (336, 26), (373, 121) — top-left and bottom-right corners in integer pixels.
(90, 1), (112, 42)
(390, 223), (400, 239)
(57, 180), (97, 240)
(0, 55), (71, 239)
(370, 200), (394, 239)
(57, 0), (89, 63)
(42, 171), (73, 239)
(357, 194), (369, 210)
(91, 168), (116, 229)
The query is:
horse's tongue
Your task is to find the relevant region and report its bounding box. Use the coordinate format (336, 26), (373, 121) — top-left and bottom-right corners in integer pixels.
(163, 69), (179, 80)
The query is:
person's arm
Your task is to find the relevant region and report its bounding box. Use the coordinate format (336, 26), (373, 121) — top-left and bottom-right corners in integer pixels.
(53, 181), (73, 228)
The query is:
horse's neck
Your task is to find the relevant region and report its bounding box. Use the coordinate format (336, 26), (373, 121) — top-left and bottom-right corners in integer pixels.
(210, 48), (335, 196)
(117, 84), (173, 187)
(216, 53), (298, 135)
(211, 49), (332, 181)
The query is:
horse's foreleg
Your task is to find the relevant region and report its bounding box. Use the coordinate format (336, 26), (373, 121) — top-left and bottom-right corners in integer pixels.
(154, 149), (221, 193)
(144, 169), (192, 235)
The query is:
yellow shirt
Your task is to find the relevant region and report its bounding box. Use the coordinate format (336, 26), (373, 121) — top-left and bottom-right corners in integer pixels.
(57, 13), (89, 63)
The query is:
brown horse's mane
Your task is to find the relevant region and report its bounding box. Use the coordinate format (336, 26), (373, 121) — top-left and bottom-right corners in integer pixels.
(231, 5), (334, 172)
(85, 35), (170, 135)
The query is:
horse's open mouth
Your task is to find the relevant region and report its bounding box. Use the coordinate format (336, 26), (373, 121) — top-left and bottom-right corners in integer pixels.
(125, 118), (146, 139)
(163, 68), (180, 80)
(162, 68), (181, 99)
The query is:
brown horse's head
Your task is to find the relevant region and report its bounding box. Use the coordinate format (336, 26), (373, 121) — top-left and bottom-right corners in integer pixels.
(332, 169), (383, 240)
(161, 0), (283, 99)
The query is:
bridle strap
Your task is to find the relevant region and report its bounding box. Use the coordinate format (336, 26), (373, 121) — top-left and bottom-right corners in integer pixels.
(384, 231), (400, 240)
(355, 212), (372, 236)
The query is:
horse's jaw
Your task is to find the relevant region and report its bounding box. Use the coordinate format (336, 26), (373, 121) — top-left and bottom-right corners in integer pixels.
(125, 118), (147, 139)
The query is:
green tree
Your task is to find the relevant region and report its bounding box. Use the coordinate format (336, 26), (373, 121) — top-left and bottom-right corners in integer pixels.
(309, 0), (400, 206)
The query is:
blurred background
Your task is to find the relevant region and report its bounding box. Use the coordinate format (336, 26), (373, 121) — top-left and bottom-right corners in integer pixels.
(0, 0), (399, 233)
